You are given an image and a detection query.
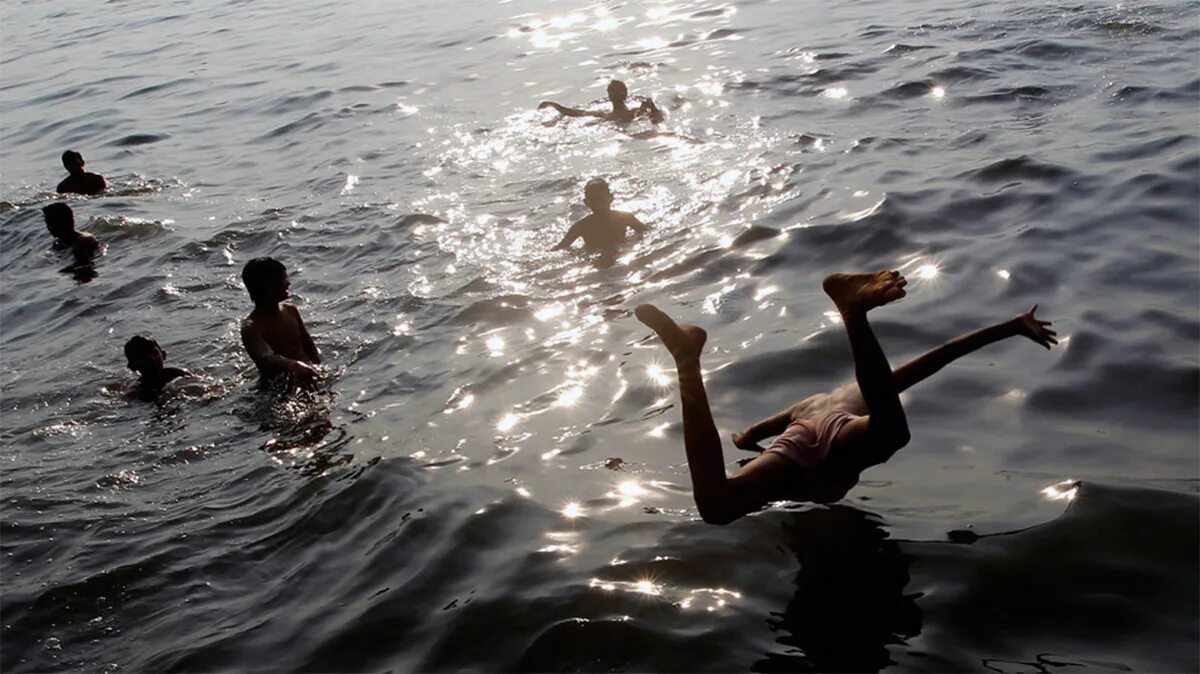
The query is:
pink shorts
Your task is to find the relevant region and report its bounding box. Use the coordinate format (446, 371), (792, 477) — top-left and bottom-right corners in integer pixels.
(764, 412), (857, 468)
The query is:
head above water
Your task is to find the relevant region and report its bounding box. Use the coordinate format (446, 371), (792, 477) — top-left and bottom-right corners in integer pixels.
(42, 202), (75, 238)
(606, 80), (628, 106)
(242, 256), (290, 305)
(62, 150), (85, 175)
(583, 178), (614, 212)
(125, 335), (165, 374)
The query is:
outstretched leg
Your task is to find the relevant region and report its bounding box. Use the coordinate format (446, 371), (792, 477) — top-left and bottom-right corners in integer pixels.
(635, 305), (793, 524)
(892, 305), (1058, 392)
(822, 271), (911, 471)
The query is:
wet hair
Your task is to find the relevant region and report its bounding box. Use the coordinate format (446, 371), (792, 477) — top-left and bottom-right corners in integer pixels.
(607, 80), (628, 101)
(124, 335), (161, 372)
(584, 177), (612, 203)
(241, 257), (287, 303)
(62, 150), (84, 172)
(42, 202), (75, 234)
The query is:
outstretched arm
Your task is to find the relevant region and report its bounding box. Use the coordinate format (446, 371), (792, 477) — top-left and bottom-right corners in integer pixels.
(892, 306), (1056, 392)
(538, 101), (605, 119)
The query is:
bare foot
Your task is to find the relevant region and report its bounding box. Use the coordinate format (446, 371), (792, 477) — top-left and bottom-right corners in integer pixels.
(823, 270), (907, 314)
(635, 304), (707, 363)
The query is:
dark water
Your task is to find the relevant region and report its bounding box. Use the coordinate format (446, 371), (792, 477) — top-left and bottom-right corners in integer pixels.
(2, 0), (1197, 671)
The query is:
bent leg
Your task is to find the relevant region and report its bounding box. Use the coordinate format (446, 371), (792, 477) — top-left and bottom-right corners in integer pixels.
(823, 271), (911, 451)
(636, 305), (790, 524)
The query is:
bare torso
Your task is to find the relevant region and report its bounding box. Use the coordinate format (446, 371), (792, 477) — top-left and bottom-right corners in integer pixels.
(572, 211), (639, 253)
(243, 304), (314, 370)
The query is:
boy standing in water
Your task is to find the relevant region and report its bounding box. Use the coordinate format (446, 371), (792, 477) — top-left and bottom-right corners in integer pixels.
(56, 150), (107, 195)
(43, 202), (101, 264)
(553, 178), (650, 257)
(636, 270), (1057, 524)
(540, 80), (664, 124)
(240, 257), (321, 389)
(124, 335), (193, 401)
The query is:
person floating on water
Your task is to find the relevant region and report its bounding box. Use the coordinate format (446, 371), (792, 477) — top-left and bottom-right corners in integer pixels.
(635, 270), (1058, 524)
(539, 80), (664, 124)
(56, 150), (107, 195)
(240, 257), (322, 390)
(43, 202), (101, 265)
(553, 178), (650, 259)
(124, 335), (193, 401)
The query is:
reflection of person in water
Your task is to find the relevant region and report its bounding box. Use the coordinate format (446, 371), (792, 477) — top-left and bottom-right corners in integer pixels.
(553, 178), (649, 259)
(754, 505), (922, 672)
(539, 80), (664, 124)
(637, 270), (1058, 524)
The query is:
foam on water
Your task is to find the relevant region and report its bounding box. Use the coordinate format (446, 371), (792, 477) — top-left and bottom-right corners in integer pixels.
(1, 0), (1197, 671)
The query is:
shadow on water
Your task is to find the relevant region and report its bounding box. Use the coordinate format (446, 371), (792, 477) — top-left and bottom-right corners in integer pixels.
(753, 505), (922, 673)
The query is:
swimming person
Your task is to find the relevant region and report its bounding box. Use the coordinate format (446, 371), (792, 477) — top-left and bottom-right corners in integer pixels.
(635, 270), (1058, 524)
(553, 178), (650, 258)
(124, 335), (193, 401)
(539, 80), (664, 124)
(240, 257), (322, 390)
(43, 202), (101, 265)
(56, 150), (107, 195)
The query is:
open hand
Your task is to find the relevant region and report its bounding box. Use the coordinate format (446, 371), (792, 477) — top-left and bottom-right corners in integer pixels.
(1015, 305), (1058, 349)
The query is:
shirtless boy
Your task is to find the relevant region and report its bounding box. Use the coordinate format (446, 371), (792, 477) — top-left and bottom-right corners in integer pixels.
(43, 202), (101, 265)
(635, 270), (1057, 524)
(553, 178), (649, 256)
(124, 335), (193, 401)
(57, 150), (107, 196)
(240, 257), (321, 389)
(540, 80), (663, 124)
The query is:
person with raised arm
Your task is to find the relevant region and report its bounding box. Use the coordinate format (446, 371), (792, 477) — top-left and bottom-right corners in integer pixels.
(540, 80), (663, 124)
(636, 271), (1057, 524)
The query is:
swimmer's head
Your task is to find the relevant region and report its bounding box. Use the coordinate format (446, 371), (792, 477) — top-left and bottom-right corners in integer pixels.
(62, 150), (85, 174)
(125, 335), (165, 374)
(242, 256), (290, 305)
(607, 80), (628, 105)
(42, 202), (75, 239)
(584, 178), (614, 213)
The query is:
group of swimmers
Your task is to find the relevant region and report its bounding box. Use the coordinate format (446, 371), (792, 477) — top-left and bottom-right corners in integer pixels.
(39, 79), (1060, 523)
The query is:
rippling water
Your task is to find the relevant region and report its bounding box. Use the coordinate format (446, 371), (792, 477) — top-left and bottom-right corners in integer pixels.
(2, 0), (1198, 671)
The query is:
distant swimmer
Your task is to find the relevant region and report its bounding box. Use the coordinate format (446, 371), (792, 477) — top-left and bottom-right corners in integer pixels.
(240, 257), (322, 390)
(43, 202), (101, 265)
(553, 178), (650, 257)
(56, 150), (107, 196)
(539, 80), (664, 124)
(124, 335), (194, 401)
(636, 271), (1058, 524)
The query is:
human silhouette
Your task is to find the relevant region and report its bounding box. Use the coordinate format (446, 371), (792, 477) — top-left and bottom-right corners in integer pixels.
(637, 270), (1058, 523)
(539, 80), (663, 123)
(56, 150), (107, 195)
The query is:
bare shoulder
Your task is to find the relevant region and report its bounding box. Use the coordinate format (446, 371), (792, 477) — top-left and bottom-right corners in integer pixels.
(241, 312), (261, 334)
